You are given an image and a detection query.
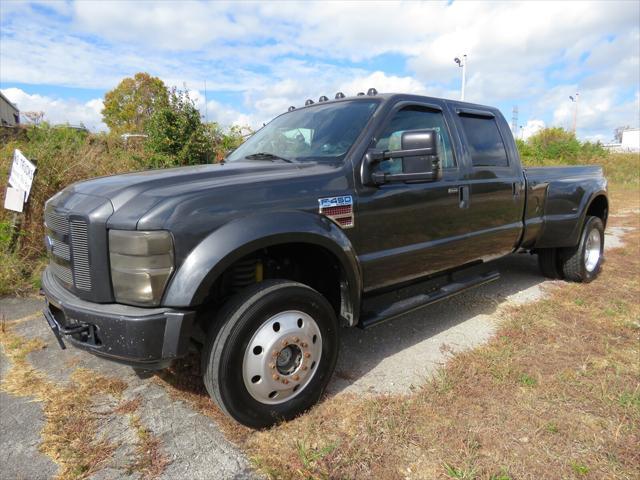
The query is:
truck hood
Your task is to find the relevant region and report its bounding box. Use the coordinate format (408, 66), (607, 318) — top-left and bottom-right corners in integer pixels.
(65, 160), (341, 229)
(70, 161), (301, 207)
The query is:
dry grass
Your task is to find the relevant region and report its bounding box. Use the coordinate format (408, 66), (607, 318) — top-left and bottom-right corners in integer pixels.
(240, 190), (639, 479)
(126, 414), (172, 480)
(0, 327), (126, 480)
(0, 327), (170, 479)
(147, 185), (639, 479)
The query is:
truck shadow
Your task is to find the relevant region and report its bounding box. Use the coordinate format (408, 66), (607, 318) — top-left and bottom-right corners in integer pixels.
(158, 252), (551, 403)
(326, 252), (550, 396)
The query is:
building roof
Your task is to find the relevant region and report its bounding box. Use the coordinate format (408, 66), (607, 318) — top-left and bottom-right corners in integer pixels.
(0, 90), (19, 113)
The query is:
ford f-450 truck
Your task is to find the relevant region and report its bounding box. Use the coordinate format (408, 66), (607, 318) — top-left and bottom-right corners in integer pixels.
(42, 91), (608, 427)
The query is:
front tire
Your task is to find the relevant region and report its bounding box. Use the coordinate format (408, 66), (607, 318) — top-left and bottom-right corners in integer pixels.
(202, 280), (339, 428)
(561, 215), (605, 283)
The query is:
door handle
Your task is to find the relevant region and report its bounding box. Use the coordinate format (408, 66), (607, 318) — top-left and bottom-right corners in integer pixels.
(512, 182), (522, 197)
(459, 185), (469, 209)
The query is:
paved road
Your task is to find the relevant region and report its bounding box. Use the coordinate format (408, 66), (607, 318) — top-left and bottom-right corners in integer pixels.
(0, 298), (254, 480)
(0, 226), (629, 479)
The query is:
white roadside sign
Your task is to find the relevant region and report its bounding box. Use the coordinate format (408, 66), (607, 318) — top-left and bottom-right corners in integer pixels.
(8, 149), (36, 201)
(4, 186), (25, 213)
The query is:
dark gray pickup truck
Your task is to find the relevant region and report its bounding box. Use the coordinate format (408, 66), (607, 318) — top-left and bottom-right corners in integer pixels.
(42, 91), (608, 427)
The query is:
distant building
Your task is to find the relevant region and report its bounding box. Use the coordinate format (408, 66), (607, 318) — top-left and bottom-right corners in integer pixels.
(621, 128), (640, 151)
(0, 91), (20, 126)
(603, 128), (640, 152)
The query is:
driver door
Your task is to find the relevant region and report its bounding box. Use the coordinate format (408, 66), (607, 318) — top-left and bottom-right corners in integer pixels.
(356, 103), (467, 292)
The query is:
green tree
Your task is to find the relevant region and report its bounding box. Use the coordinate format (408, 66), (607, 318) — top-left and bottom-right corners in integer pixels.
(206, 123), (249, 161)
(102, 73), (168, 134)
(145, 87), (213, 166)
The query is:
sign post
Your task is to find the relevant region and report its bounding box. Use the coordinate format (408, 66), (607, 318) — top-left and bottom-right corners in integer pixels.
(4, 149), (37, 251)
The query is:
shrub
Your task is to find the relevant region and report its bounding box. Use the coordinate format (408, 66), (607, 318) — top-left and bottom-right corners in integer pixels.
(518, 127), (608, 166)
(145, 88), (214, 166)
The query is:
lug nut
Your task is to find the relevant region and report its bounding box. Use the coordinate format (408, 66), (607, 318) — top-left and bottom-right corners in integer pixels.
(282, 340), (288, 346)
(301, 342), (308, 348)
(293, 337), (300, 343)
(302, 366), (308, 371)
(282, 379), (289, 385)
(269, 363), (275, 369)
(293, 375), (300, 381)
(304, 352), (311, 358)
(273, 374), (280, 380)
(272, 351), (278, 358)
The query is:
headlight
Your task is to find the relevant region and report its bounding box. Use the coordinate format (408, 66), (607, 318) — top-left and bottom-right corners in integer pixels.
(109, 230), (174, 306)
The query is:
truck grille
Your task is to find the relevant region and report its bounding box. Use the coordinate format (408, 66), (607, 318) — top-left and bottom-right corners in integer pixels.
(45, 210), (92, 291)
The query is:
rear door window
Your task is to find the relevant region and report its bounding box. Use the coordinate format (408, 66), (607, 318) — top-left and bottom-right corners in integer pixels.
(459, 115), (509, 167)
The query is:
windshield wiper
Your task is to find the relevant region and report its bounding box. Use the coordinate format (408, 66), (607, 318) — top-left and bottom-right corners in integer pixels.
(245, 152), (293, 163)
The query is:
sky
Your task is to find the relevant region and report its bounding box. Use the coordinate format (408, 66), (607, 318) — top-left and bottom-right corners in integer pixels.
(1, 0), (639, 142)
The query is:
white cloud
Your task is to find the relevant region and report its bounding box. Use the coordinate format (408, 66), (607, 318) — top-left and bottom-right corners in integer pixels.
(520, 120), (545, 140)
(1, 1), (638, 139)
(543, 85), (640, 141)
(184, 69), (432, 129)
(338, 71), (427, 97)
(72, 1), (249, 51)
(1, 88), (106, 131)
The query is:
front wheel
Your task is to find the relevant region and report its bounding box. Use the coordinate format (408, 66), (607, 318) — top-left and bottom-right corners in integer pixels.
(202, 280), (339, 428)
(561, 215), (605, 283)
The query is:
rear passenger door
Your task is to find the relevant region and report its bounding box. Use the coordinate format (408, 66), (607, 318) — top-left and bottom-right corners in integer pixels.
(451, 107), (525, 261)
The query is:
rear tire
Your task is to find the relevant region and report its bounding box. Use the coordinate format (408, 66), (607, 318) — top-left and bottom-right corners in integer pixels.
(537, 248), (564, 279)
(561, 216), (604, 283)
(202, 280), (339, 428)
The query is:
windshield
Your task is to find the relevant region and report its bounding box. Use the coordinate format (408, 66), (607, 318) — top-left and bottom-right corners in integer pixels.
(226, 100), (379, 162)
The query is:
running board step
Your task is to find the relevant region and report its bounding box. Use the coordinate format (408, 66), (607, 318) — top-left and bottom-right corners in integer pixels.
(359, 270), (500, 329)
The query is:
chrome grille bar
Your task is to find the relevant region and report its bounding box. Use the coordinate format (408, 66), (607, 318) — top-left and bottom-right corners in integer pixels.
(51, 261), (73, 285)
(50, 237), (70, 261)
(44, 210), (69, 235)
(70, 220), (91, 291)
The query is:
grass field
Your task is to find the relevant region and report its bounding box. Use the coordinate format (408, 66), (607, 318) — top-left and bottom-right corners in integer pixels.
(237, 185), (639, 479)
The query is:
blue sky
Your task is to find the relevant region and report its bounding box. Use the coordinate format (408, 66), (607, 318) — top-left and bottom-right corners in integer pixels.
(1, 0), (638, 141)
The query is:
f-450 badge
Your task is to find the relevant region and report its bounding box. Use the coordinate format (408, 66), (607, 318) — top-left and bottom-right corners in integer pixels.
(318, 195), (354, 229)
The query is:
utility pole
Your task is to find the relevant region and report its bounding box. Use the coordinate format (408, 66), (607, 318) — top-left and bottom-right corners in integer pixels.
(454, 54), (467, 101)
(511, 105), (519, 137)
(569, 92), (579, 134)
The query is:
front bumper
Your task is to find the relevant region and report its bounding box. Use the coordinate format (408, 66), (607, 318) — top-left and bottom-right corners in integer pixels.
(41, 266), (195, 369)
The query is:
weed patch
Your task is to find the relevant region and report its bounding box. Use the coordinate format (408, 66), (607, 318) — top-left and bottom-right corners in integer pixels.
(0, 326), (168, 479)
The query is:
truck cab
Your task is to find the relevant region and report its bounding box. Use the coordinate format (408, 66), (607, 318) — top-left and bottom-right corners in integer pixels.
(42, 91), (608, 427)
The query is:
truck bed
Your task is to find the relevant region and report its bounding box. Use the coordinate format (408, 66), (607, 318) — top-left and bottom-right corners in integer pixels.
(521, 165), (606, 250)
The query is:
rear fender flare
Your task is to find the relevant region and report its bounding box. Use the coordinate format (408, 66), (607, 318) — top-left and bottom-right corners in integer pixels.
(570, 188), (608, 245)
(162, 211), (362, 324)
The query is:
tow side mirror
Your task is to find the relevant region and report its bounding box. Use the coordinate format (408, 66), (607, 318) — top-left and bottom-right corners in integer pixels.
(400, 129), (438, 173)
(361, 128), (441, 186)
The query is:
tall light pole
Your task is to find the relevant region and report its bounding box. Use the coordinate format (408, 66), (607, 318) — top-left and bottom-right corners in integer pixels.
(569, 92), (579, 134)
(454, 54), (467, 101)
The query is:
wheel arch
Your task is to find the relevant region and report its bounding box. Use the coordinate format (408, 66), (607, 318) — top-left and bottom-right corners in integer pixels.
(162, 211), (362, 326)
(585, 193), (609, 228)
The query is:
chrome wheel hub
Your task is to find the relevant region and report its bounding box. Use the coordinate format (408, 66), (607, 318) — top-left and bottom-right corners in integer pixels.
(242, 310), (322, 405)
(584, 228), (601, 272)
